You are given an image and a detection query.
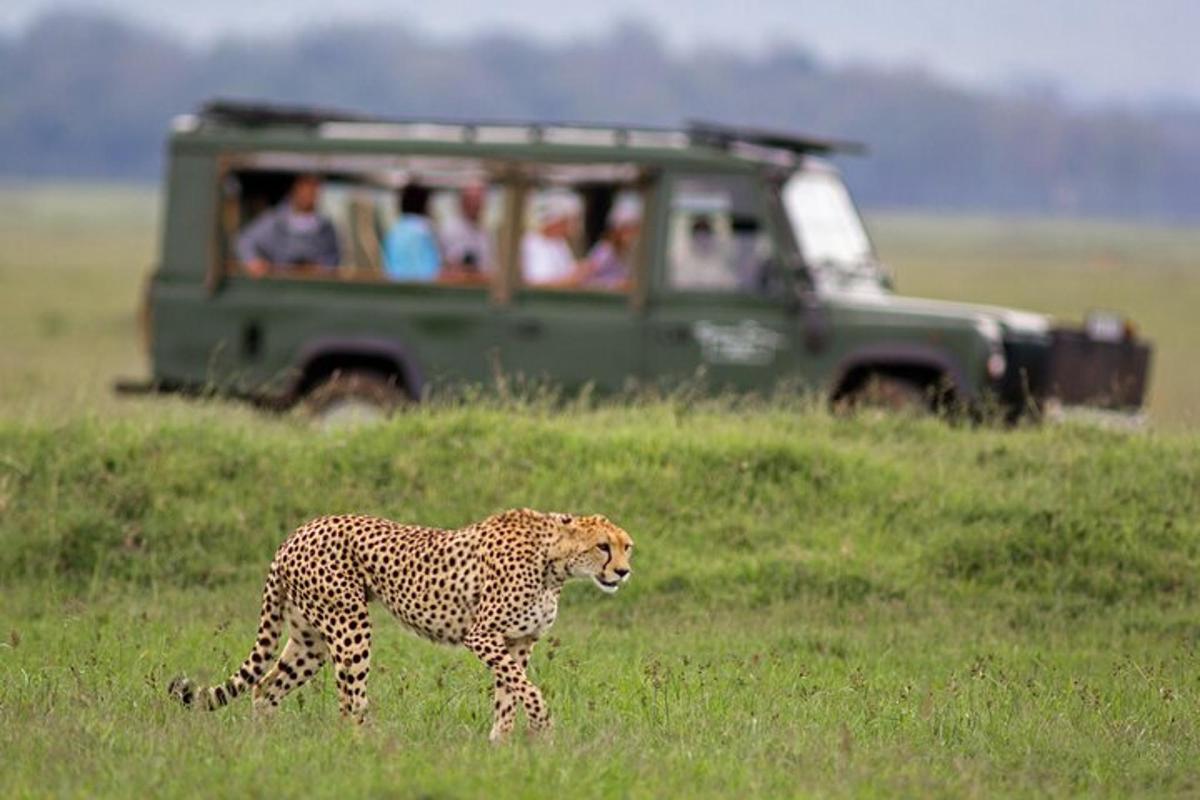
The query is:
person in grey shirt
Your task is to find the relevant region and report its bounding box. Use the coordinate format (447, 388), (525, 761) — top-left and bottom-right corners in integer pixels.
(236, 173), (340, 276)
(439, 181), (494, 278)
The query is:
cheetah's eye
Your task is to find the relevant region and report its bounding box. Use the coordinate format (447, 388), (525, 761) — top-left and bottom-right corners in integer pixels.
(597, 543), (611, 553)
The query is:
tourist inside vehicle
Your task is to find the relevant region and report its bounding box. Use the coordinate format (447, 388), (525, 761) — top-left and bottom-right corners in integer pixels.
(579, 194), (641, 290)
(383, 181), (441, 282)
(236, 173), (340, 276)
(521, 191), (582, 286)
(439, 181), (494, 279)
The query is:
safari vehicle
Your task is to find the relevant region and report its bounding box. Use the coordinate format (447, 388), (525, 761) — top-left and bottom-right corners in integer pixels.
(122, 99), (1152, 420)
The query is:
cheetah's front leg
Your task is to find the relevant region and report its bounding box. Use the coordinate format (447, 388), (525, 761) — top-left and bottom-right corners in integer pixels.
(488, 636), (545, 741)
(464, 630), (550, 743)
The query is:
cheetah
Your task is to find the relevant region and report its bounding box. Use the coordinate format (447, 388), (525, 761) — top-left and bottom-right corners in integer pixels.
(168, 508), (633, 741)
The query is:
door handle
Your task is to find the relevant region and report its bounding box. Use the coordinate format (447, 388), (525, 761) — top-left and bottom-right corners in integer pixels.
(659, 324), (691, 345)
(513, 319), (543, 338)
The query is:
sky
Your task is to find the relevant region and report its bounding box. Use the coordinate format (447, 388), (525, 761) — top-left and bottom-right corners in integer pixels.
(4, 0), (1198, 106)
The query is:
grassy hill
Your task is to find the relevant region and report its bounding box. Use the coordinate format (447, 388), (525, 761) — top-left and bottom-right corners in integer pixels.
(1, 405), (1198, 797)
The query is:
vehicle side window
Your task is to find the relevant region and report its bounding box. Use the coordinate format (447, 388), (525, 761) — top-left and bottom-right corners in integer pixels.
(221, 161), (503, 287)
(519, 183), (643, 293)
(666, 174), (777, 295)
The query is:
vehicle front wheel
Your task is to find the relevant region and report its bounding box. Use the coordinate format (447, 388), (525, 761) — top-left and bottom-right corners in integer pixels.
(835, 374), (931, 416)
(302, 370), (409, 428)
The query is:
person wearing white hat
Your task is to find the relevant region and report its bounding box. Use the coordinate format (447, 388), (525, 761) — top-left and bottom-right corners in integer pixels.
(521, 190), (582, 286)
(580, 194), (642, 290)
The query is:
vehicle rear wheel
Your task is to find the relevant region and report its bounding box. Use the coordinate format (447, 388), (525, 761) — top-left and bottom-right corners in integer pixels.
(302, 370), (409, 428)
(836, 374), (930, 415)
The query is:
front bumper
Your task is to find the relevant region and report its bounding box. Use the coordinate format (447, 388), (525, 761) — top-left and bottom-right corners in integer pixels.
(997, 330), (1152, 412)
(1045, 329), (1152, 410)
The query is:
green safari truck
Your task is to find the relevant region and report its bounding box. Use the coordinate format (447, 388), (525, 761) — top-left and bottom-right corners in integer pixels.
(125, 100), (1152, 420)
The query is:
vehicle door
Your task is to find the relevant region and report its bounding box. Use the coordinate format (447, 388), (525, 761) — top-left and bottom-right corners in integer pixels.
(495, 180), (643, 393)
(641, 171), (805, 393)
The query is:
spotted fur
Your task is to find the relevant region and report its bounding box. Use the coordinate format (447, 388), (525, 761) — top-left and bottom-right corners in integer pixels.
(168, 508), (634, 741)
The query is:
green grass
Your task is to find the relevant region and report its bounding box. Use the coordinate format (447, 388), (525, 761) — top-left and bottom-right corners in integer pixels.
(1, 407), (1199, 797)
(3, 184), (1200, 797)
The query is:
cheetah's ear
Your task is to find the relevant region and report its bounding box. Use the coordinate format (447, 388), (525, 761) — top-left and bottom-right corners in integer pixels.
(546, 514), (582, 561)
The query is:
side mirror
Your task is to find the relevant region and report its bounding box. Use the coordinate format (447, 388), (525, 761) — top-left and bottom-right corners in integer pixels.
(783, 255), (814, 315)
(880, 261), (896, 291)
(785, 275), (817, 317)
(784, 289), (803, 316)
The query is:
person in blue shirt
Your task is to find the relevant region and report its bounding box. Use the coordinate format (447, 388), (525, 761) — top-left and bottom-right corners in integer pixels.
(382, 182), (441, 281)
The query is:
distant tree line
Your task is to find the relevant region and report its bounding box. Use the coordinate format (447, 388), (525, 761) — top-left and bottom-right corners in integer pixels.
(3, 11), (1199, 221)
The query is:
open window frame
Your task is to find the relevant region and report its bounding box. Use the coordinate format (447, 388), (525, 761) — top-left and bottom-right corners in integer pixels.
(209, 150), (657, 311)
(652, 168), (797, 306)
(212, 151), (509, 296)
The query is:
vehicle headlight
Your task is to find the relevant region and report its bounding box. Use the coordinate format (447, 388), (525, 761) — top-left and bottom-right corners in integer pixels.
(986, 350), (1007, 380)
(975, 317), (1006, 380)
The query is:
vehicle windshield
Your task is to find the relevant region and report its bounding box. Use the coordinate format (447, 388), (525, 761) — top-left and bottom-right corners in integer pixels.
(782, 168), (881, 289)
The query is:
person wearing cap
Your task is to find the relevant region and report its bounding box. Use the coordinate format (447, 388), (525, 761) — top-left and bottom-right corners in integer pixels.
(521, 191), (581, 286)
(382, 182), (441, 282)
(580, 194), (641, 290)
(236, 173), (340, 276)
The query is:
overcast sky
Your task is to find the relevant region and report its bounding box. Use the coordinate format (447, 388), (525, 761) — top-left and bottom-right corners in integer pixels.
(4, 0), (1198, 105)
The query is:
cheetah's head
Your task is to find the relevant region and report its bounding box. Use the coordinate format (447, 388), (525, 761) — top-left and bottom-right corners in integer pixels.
(550, 513), (634, 593)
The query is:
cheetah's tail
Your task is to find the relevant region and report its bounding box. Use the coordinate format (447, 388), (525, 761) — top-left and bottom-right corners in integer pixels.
(168, 564), (286, 711)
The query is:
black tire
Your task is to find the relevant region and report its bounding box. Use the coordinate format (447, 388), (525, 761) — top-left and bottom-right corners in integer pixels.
(836, 374), (930, 416)
(302, 370), (409, 427)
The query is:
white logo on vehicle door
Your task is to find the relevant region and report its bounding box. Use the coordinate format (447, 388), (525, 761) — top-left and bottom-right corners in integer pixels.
(692, 320), (787, 365)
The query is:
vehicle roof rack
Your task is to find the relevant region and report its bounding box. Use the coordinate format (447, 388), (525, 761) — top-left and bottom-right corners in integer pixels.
(193, 99), (864, 159)
(197, 98), (676, 136)
(687, 120), (866, 156)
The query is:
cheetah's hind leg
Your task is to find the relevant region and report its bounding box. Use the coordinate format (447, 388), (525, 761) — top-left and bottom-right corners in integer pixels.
(251, 615), (330, 717)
